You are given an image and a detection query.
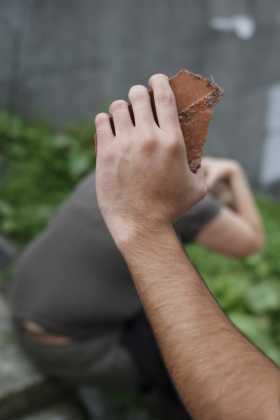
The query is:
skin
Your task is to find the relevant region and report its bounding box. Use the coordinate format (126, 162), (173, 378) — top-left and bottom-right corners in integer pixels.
(197, 157), (265, 257)
(24, 157), (265, 342)
(25, 156), (265, 341)
(95, 73), (280, 420)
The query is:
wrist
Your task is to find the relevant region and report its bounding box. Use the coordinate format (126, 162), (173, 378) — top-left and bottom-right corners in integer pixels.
(225, 161), (242, 184)
(229, 163), (246, 187)
(113, 217), (174, 256)
(228, 161), (242, 175)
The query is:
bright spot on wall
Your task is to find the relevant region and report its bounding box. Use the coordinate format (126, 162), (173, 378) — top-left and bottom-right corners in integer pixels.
(210, 15), (256, 40)
(261, 85), (280, 186)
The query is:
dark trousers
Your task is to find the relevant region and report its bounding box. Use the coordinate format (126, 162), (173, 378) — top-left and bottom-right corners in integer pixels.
(15, 311), (191, 419)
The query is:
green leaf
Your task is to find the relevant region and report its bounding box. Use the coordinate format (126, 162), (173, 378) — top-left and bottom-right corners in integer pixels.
(68, 153), (92, 177)
(246, 281), (280, 313)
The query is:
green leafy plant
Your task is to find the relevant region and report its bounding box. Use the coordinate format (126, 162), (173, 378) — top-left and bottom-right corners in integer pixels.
(189, 197), (280, 365)
(0, 112), (94, 243)
(1, 111), (280, 366)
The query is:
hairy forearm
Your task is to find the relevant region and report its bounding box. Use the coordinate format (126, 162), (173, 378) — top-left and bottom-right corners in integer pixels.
(119, 225), (280, 420)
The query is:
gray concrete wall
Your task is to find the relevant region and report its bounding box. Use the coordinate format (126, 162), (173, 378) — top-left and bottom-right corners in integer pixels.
(1, 0), (280, 184)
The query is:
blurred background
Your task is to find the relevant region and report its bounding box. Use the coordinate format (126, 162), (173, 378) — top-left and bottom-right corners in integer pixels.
(0, 1), (280, 419)
(1, 0), (280, 186)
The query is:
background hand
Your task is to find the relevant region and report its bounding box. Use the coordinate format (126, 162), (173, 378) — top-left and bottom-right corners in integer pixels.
(202, 157), (241, 190)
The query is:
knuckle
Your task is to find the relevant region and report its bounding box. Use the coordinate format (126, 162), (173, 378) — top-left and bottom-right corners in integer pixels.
(104, 150), (115, 163)
(166, 137), (182, 155)
(109, 99), (128, 113)
(141, 132), (158, 153)
(129, 85), (148, 101)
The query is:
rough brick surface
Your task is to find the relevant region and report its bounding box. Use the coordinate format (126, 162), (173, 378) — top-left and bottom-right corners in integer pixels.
(169, 69), (223, 172)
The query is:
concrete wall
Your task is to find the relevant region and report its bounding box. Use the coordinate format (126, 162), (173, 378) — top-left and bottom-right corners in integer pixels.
(1, 0), (280, 184)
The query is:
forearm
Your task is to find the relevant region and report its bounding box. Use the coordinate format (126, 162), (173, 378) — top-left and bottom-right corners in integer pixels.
(229, 165), (264, 236)
(119, 225), (280, 420)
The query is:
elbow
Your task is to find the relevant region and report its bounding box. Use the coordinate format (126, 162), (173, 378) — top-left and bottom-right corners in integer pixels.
(239, 231), (266, 257)
(254, 232), (266, 253)
(248, 229), (266, 255)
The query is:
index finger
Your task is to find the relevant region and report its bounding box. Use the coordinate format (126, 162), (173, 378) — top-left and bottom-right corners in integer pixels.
(95, 113), (114, 153)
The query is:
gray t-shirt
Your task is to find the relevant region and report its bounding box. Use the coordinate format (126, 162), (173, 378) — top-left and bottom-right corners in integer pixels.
(10, 173), (220, 338)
